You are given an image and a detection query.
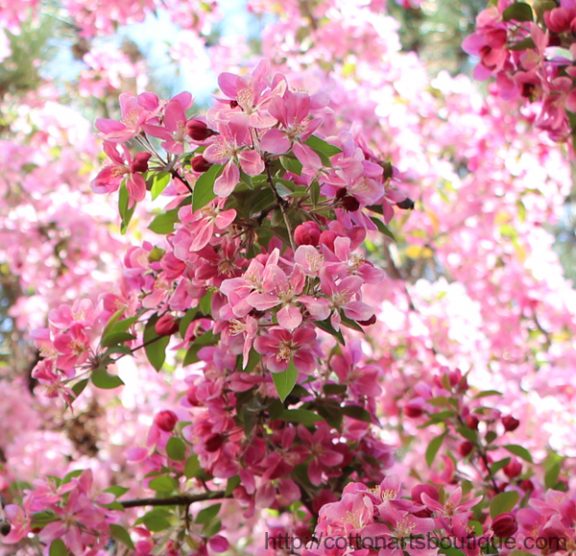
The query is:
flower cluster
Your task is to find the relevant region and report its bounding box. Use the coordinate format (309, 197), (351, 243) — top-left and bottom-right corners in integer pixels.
(464, 0), (576, 142)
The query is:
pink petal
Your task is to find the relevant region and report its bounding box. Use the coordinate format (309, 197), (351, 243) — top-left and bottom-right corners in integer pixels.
(277, 305), (302, 331)
(238, 150), (265, 176)
(213, 161), (239, 197)
(261, 129), (291, 154)
(126, 173), (147, 207)
(218, 72), (244, 98)
(215, 208), (237, 230)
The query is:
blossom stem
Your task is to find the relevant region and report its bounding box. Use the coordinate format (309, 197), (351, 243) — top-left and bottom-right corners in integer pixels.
(264, 160), (296, 250)
(119, 490), (227, 508)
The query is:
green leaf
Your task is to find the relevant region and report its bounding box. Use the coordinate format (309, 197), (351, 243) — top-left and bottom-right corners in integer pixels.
(110, 524), (135, 549)
(544, 453), (564, 489)
(179, 307), (199, 337)
(485, 430), (498, 444)
(370, 217), (396, 240)
(50, 539), (69, 556)
(273, 359), (298, 402)
(341, 405), (372, 422)
(491, 457), (511, 475)
(456, 425), (478, 443)
(149, 209), (179, 234)
(225, 476), (241, 496)
(244, 348), (260, 372)
(144, 316), (170, 372)
(149, 475), (178, 494)
(184, 455), (201, 479)
(166, 437), (186, 461)
(193, 164), (223, 211)
(425, 433), (446, 466)
(183, 330), (218, 365)
(105, 485), (129, 498)
(196, 503), (221, 526)
(91, 368), (124, 389)
(118, 182), (136, 234)
(100, 312), (138, 348)
(310, 182), (320, 207)
(473, 390), (502, 399)
(31, 510), (58, 528)
(72, 378), (89, 398)
(305, 135), (342, 158)
(509, 37), (536, 51)
(139, 509), (172, 532)
(490, 491), (519, 518)
(280, 155), (303, 175)
(281, 409), (323, 426)
(323, 384), (347, 396)
(199, 291), (212, 314)
(315, 318), (345, 345)
(150, 171), (171, 200)
(502, 2), (533, 21)
(340, 313), (364, 332)
(504, 444), (533, 463)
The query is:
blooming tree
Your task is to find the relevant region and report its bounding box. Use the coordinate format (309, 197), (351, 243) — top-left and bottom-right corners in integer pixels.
(0, 1), (575, 555)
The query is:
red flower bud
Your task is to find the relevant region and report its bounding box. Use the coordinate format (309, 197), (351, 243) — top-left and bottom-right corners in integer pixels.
(130, 151), (152, 174)
(186, 119), (216, 141)
(205, 433), (225, 452)
(465, 415), (480, 430)
(396, 198), (415, 210)
(404, 399), (424, 418)
(504, 458), (522, 479)
(502, 415), (520, 432)
(191, 155), (212, 173)
(545, 8), (572, 33)
(459, 441), (475, 457)
(154, 410), (178, 432)
(154, 313), (179, 336)
(492, 513), (518, 538)
(294, 221), (322, 246)
(520, 479), (534, 492)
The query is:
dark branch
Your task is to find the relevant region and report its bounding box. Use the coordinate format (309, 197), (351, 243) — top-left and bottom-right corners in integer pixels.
(119, 490), (227, 509)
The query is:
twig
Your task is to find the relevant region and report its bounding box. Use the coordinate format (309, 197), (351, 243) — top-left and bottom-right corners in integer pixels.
(119, 491), (227, 508)
(264, 161), (296, 251)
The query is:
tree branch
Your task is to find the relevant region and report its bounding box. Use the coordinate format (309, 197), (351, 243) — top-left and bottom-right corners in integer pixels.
(119, 490), (227, 509)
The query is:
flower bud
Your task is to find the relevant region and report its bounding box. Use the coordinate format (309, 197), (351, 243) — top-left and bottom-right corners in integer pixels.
(186, 119), (216, 141)
(396, 198), (415, 210)
(205, 433), (225, 452)
(504, 458), (522, 479)
(404, 399), (424, 418)
(545, 8), (572, 33)
(294, 221), (322, 246)
(154, 313), (179, 336)
(501, 415), (520, 432)
(154, 410), (178, 432)
(191, 155), (212, 173)
(465, 415), (480, 430)
(520, 479), (534, 492)
(459, 441), (474, 457)
(492, 513), (518, 538)
(130, 151), (152, 174)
